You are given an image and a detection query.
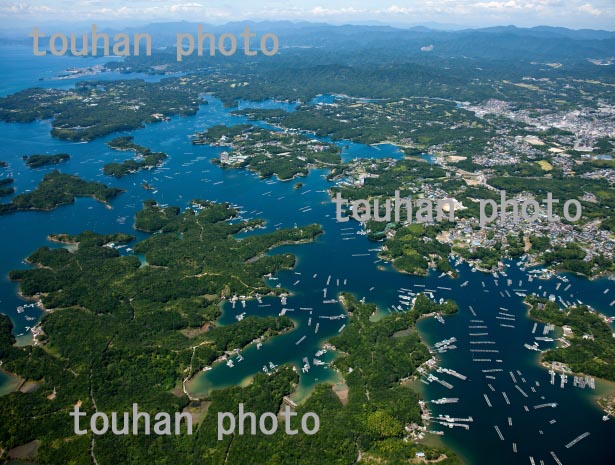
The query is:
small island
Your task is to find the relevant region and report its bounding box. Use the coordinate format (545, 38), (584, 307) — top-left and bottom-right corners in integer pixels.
(103, 136), (167, 178)
(193, 124), (341, 181)
(24, 153), (70, 168)
(0, 170), (123, 214)
(0, 178), (14, 197)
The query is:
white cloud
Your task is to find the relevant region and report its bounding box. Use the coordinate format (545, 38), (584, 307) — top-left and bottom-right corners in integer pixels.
(309, 6), (366, 17)
(473, 1), (557, 11)
(380, 5), (415, 15)
(0, 1), (613, 29)
(0, 1), (234, 21)
(577, 3), (602, 15)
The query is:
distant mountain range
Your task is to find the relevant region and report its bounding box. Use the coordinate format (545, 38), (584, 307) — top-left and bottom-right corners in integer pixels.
(2, 21), (613, 63)
(84, 21), (615, 61)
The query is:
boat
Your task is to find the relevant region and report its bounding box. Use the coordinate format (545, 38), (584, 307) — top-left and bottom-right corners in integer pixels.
(432, 398), (459, 405)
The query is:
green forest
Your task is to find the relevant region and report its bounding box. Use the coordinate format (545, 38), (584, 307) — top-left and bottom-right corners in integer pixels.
(0, 178), (14, 197)
(0, 171), (123, 215)
(0, 200), (323, 463)
(527, 296), (615, 381)
(24, 154), (70, 169)
(103, 136), (168, 178)
(0, 198), (461, 464)
(193, 124), (342, 180)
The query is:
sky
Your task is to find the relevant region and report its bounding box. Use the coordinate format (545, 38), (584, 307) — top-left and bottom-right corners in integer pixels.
(0, 0), (613, 30)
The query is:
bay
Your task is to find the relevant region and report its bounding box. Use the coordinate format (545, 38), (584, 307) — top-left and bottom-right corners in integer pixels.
(0, 44), (614, 464)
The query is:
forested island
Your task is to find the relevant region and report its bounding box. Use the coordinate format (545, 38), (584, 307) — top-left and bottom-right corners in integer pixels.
(133, 199), (322, 294)
(103, 136), (168, 177)
(0, 79), (204, 141)
(193, 124), (341, 180)
(24, 153), (70, 168)
(0, 178), (14, 197)
(526, 296), (615, 381)
(0, 171), (123, 214)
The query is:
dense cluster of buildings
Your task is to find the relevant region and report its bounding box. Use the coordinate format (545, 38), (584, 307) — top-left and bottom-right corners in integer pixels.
(463, 99), (615, 151)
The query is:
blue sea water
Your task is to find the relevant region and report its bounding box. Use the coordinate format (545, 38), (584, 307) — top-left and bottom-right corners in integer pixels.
(0, 43), (615, 464)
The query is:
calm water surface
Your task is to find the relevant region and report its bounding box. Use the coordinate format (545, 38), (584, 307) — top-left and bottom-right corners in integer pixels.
(0, 44), (614, 465)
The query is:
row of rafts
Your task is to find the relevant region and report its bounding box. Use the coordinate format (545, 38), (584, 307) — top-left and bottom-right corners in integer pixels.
(418, 269), (601, 462)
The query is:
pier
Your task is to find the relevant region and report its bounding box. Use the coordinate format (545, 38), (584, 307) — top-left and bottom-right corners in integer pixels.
(436, 367), (467, 380)
(431, 397), (459, 405)
(560, 373), (568, 389)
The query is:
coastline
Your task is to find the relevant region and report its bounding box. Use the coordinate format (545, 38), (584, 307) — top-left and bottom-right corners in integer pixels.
(524, 296), (615, 421)
(339, 291), (464, 458)
(185, 318), (298, 398)
(0, 368), (23, 396)
(407, 378), (469, 465)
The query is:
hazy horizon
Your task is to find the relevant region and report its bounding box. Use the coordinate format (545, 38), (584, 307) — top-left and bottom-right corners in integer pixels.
(0, 19), (613, 38)
(0, 1), (613, 31)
